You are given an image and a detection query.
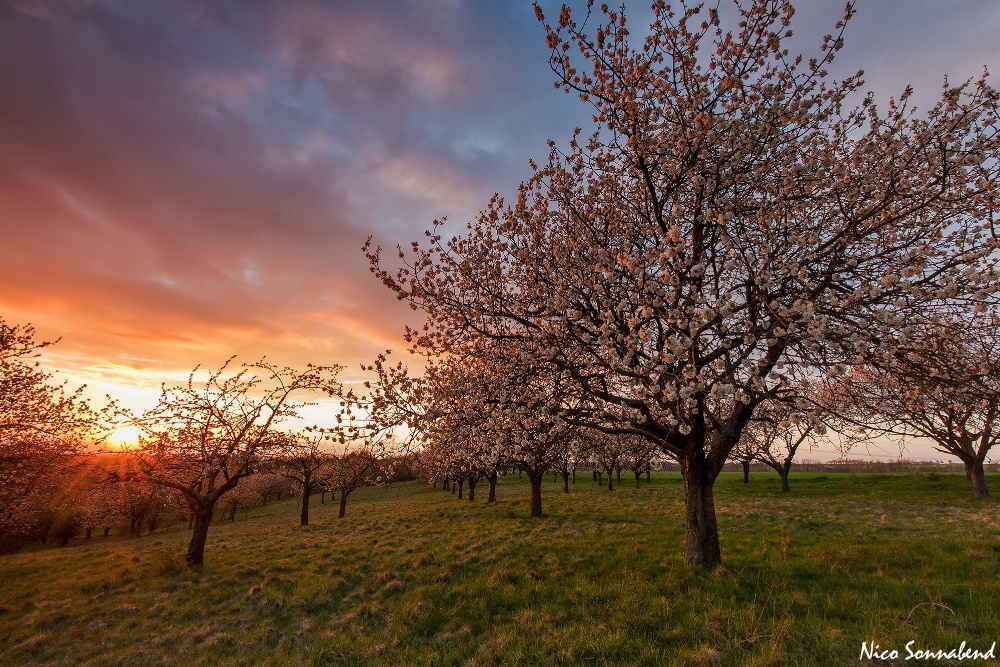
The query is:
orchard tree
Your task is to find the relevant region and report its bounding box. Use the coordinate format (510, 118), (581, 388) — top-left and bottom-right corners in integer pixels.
(742, 394), (828, 492)
(277, 430), (332, 526)
(131, 359), (341, 566)
(620, 433), (658, 488)
(729, 428), (758, 484)
(414, 357), (510, 503)
(366, 0), (1000, 568)
(0, 318), (110, 538)
(832, 310), (1000, 498)
(218, 473), (266, 522)
(324, 442), (380, 518)
(362, 346), (576, 516)
(580, 427), (626, 491)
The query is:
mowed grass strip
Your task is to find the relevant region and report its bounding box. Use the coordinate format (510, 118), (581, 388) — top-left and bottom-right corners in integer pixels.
(1, 472), (998, 666)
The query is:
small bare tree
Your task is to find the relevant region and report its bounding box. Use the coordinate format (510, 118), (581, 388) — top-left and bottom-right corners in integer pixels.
(131, 358), (341, 566)
(743, 397), (828, 492)
(277, 430), (331, 526)
(324, 442), (380, 518)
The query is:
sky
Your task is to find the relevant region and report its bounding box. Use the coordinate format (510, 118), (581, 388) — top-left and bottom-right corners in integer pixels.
(2, 0), (999, 460)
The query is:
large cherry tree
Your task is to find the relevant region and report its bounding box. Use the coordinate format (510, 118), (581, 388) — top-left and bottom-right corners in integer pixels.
(366, 1), (1000, 568)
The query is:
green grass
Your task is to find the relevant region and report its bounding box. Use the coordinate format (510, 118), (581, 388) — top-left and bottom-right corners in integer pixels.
(1, 472), (998, 666)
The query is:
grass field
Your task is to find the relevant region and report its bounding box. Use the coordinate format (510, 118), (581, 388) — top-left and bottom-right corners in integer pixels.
(1, 471), (998, 666)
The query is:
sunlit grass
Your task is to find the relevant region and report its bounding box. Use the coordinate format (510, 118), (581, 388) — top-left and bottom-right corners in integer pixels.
(1, 472), (998, 666)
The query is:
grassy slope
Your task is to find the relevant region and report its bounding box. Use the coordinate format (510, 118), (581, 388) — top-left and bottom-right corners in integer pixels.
(1, 472), (998, 666)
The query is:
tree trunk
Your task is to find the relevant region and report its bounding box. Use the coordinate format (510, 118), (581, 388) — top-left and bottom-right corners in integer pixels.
(467, 476), (477, 502)
(186, 504), (215, 567)
(321, 490), (325, 504)
(562, 472), (570, 494)
(572, 469), (576, 484)
(965, 459), (991, 499)
(617, 468), (621, 482)
(229, 504), (237, 521)
(742, 460), (750, 484)
(779, 466), (791, 492)
(487, 471), (498, 503)
(338, 490), (349, 518)
(528, 471), (543, 518)
(85, 528), (92, 539)
(458, 478), (464, 499)
(596, 471), (603, 486)
(300, 486), (311, 526)
(634, 470), (641, 488)
(681, 461), (722, 570)
(646, 467), (651, 482)
(607, 468), (614, 491)
(103, 527), (111, 537)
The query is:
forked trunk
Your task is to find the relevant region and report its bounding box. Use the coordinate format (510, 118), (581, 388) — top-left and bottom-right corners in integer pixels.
(528, 471), (543, 518)
(681, 460), (721, 570)
(487, 471), (498, 503)
(742, 460), (750, 484)
(186, 504), (215, 567)
(779, 465), (791, 492)
(965, 459), (991, 499)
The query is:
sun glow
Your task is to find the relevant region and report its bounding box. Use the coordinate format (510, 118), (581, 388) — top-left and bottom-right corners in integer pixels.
(107, 425), (142, 449)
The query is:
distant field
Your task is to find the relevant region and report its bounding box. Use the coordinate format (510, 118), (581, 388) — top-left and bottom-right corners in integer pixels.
(1, 472), (998, 666)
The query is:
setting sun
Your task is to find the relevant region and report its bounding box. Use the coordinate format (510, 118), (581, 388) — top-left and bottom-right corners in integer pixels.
(107, 425), (142, 449)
